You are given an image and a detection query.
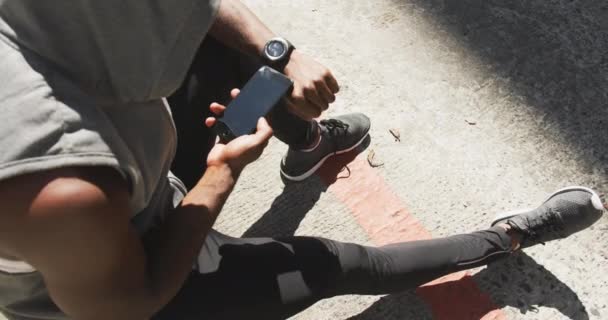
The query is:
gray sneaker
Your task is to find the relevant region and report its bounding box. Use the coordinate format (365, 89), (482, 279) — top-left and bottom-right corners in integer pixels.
(280, 113), (371, 181)
(491, 186), (605, 249)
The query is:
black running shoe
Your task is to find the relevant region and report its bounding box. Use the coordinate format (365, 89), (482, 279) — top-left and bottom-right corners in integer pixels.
(491, 186), (605, 248)
(280, 113), (370, 181)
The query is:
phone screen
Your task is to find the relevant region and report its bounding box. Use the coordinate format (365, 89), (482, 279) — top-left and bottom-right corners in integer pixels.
(216, 67), (293, 141)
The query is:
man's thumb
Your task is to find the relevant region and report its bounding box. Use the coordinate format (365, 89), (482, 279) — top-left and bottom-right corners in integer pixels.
(254, 117), (273, 143)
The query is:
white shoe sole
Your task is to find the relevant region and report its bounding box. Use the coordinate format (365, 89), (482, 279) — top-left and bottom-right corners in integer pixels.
(280, 132), (370, 182)
(491, 186), (604, 226)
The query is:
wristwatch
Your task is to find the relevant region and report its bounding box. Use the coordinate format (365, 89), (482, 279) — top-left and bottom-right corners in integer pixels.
(262, 37), (295, 72)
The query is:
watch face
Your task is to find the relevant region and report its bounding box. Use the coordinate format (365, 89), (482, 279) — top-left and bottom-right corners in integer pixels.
(267, 40), (287, 58)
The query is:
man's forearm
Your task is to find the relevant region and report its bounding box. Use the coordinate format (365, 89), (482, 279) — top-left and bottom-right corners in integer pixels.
(144, 164), (237, 313)
(209, 0), (275, 57)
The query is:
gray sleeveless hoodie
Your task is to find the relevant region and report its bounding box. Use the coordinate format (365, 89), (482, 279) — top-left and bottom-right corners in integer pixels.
(0, 1), (219, 318)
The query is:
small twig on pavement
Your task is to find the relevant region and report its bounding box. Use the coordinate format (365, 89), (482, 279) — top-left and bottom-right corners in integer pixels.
(389, 128), (401, 142)
(367, 149), (384, 168)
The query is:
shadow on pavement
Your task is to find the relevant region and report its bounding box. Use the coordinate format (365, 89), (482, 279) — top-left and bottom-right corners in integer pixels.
(243, 135), (372, 237)
(242, 177), (328, 237)
(397, 0), (608, 190)
(351, 252), (589, 320)
(346, 1), (606, 318)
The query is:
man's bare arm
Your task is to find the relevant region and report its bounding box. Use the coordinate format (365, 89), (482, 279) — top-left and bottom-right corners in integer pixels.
(208, 0), (273, 57)
(209, 0), (340, 120)
(0, 165), (234, 319)
(0, 115), (273, 319)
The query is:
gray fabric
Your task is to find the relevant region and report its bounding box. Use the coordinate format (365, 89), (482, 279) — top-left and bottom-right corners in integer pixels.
(0, 1), (219, 318)
(0, 0), (220, 101)
(0, 36), (178, 220)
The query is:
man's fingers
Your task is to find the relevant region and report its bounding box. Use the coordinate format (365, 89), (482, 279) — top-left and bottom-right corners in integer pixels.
(315, 80), (336, 104)
(210, 102), (226, 115)
(242, 117), (273, 151)
(303, 87), (328, 112)
(205, 117), (217, 128)
(324, 71), (340, 93)
(230, 88), (241, 99)
(254, 117), (273, 143)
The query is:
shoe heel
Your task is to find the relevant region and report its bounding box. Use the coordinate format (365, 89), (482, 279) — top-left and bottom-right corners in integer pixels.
(590, 193), (605, 211)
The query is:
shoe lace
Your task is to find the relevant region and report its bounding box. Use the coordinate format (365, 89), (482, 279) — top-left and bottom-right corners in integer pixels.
(517, 208), (565, 245)
(320, 119), (349, 136)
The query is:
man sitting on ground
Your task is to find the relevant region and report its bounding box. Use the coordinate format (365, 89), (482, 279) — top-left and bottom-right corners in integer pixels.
(0, 1), (604, 319)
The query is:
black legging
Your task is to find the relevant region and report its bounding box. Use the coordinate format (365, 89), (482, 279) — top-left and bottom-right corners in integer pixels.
(154, 228), (512, 320)
(157, 37), (514, 319)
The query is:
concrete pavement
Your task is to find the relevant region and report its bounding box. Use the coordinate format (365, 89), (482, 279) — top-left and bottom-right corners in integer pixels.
(216, 0), (608, 319)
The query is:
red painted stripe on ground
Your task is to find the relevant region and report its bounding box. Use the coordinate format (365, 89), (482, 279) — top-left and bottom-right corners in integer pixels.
(317, 155), (506, 320)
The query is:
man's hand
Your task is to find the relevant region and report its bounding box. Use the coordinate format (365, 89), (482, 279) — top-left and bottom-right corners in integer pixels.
(283, 50), (340, 120)
(205, 89), (274, 175)
(208, 0), (339, 120)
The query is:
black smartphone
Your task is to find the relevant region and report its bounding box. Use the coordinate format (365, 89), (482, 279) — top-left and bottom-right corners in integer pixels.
(214, 66), (294, 142)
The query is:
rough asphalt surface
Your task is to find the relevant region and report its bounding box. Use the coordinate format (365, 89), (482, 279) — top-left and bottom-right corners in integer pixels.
(5, 1), (606, 320)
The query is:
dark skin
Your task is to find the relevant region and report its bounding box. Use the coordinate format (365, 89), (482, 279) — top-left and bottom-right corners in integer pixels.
(0, 114), (273, 320)
(0, 1), (338, 318)
(208, 0), (340, 120)
(0, 92), (270, 320)
(0, 2), (525, 318)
